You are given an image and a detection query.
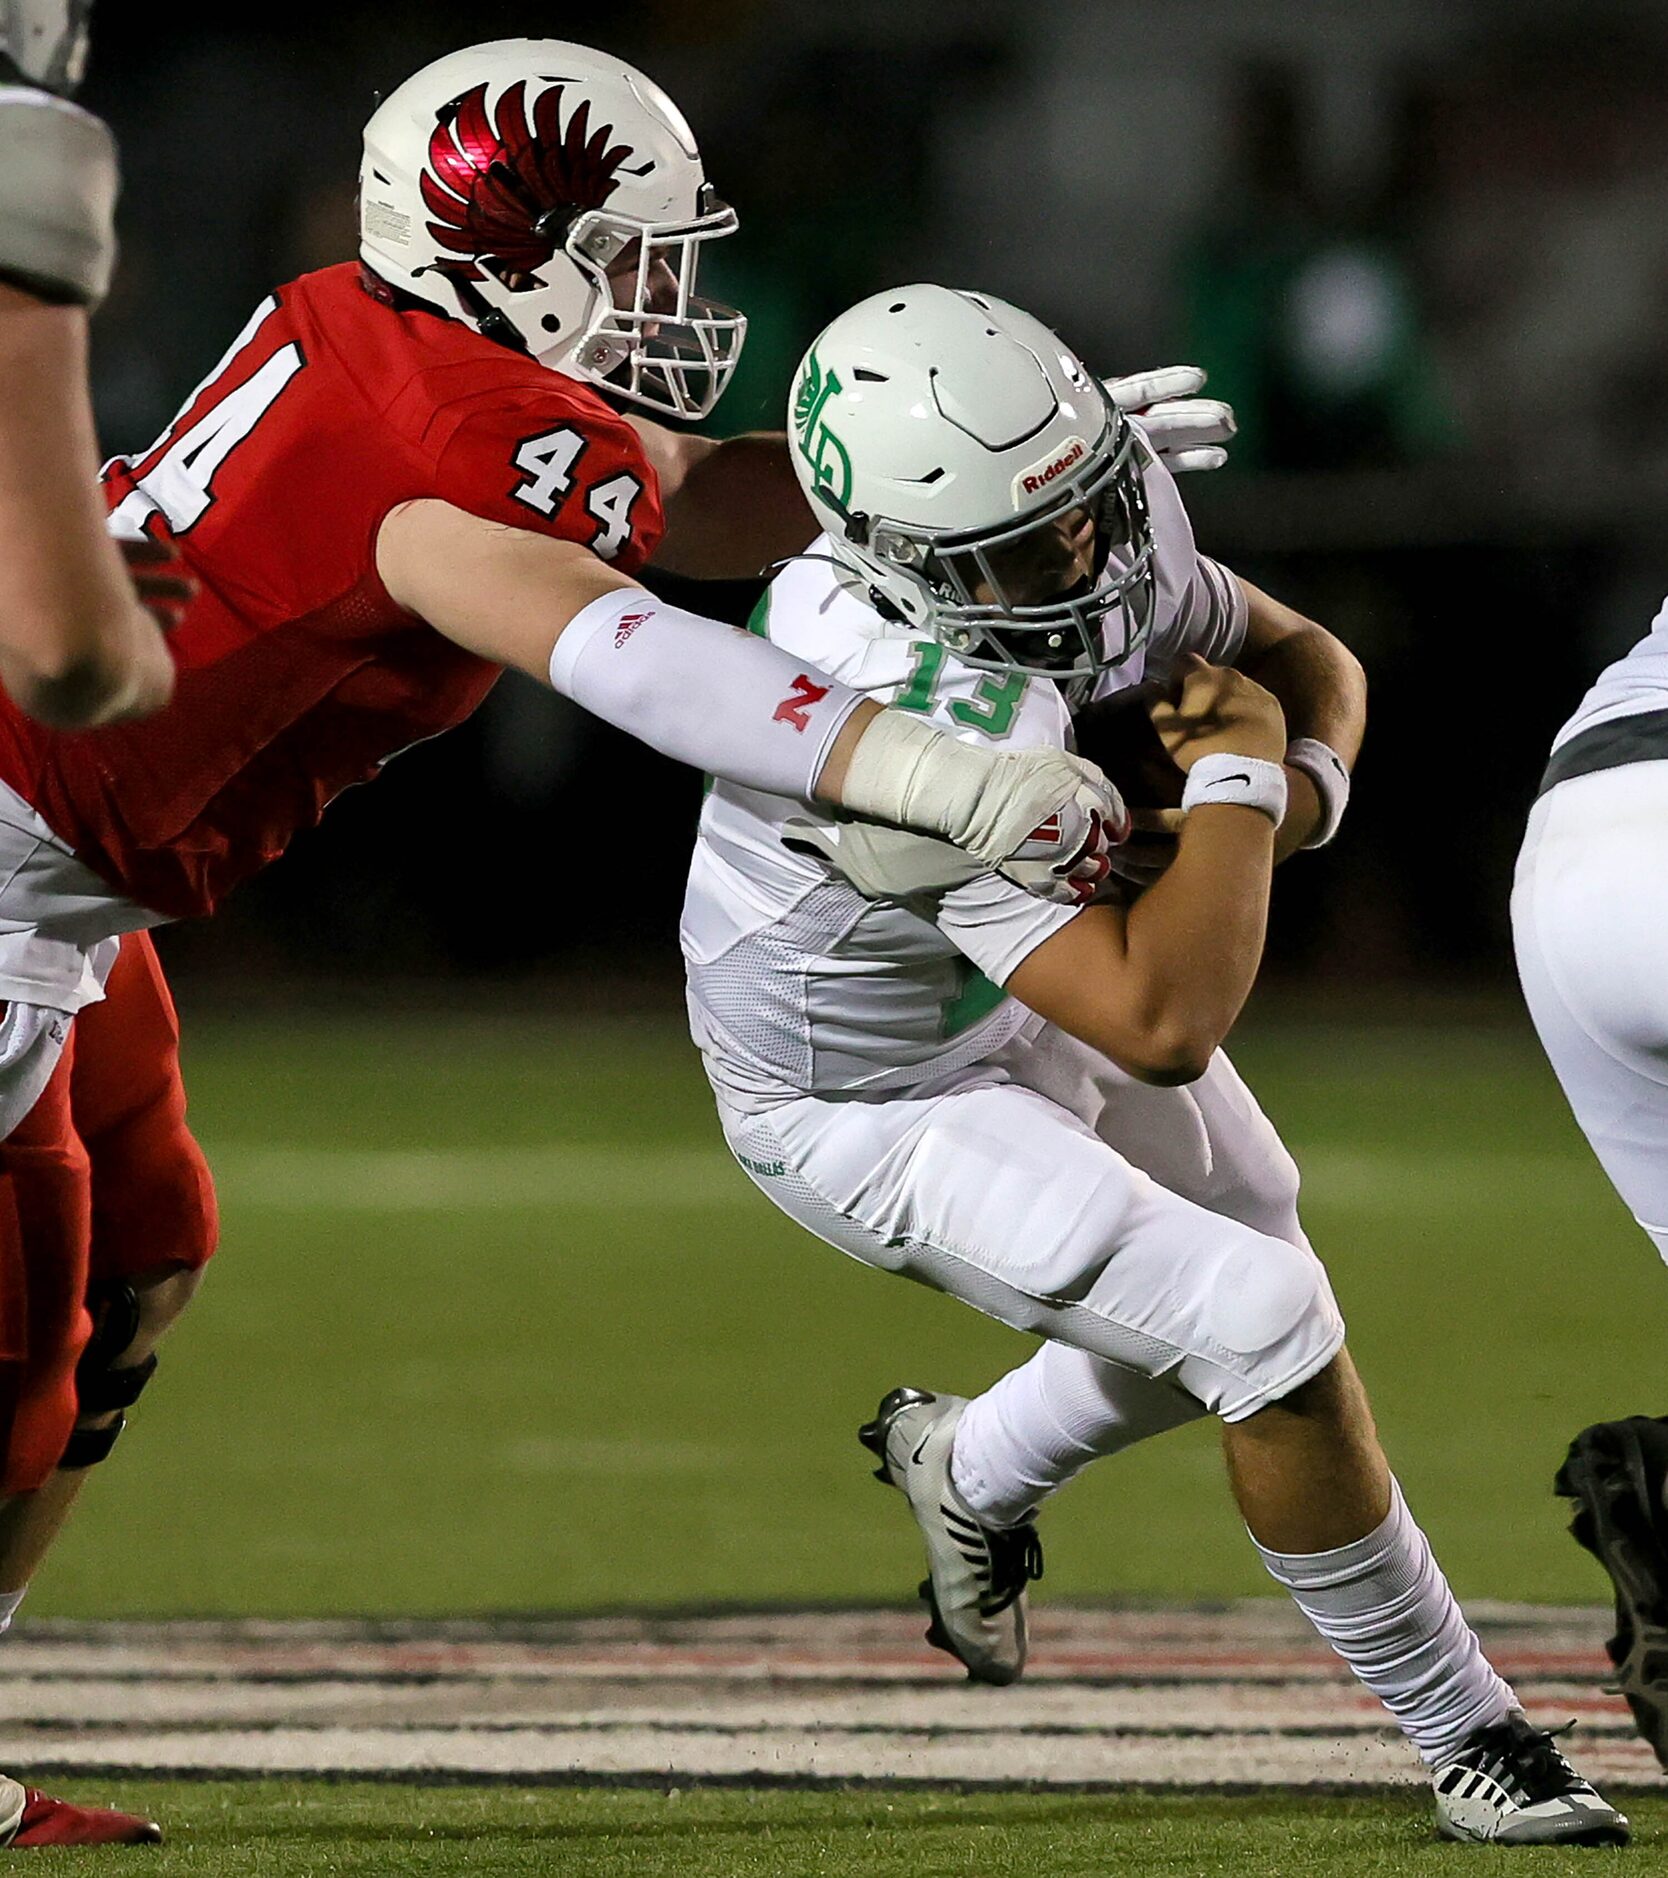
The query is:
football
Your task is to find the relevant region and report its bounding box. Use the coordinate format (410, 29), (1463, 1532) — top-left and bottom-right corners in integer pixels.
(1075, 700), (1184, 810)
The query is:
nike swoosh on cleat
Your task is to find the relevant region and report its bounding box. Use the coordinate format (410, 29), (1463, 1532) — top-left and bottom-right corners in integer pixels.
(912, 1434), (932, 1466)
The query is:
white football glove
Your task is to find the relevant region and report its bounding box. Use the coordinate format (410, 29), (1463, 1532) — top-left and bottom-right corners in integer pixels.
(944, 745), (1128, 902)
(791, 749), (1129, 906)
(834, 716), (1131, 905)
(993, 754), (1130, 905)
(1105, 365), (1236, 474)
(780, 821), (983, 899)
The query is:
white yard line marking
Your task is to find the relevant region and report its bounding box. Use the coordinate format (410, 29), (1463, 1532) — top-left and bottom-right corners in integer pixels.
(195, 1145), (1591, 1214)
(0, 1605), (1656, 1789)
(200, 1146), (746, 1211)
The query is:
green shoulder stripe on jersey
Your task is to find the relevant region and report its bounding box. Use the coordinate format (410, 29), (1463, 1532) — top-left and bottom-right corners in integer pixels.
(942, 963), (1007, 1039)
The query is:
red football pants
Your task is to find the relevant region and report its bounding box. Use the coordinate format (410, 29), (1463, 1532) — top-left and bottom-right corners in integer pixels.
(0, 932), (218, 1495)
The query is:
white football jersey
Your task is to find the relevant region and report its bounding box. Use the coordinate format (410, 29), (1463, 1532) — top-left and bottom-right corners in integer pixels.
(1552, 593), (1668, 752)
(681, 448), (1245, 1112)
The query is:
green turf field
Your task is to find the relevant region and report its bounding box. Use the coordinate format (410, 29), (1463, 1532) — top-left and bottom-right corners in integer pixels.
(19, 1007), (1667, 1870)
(19, 1783), (1666, 1875)
(34, 1003), (1661, 1618)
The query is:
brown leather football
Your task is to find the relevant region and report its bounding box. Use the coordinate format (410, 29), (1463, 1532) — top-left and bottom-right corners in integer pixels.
(1074, 700), (1184, 809)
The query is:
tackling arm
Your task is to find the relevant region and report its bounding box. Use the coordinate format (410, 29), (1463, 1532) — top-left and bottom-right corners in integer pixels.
(1232, 577), (1366, 860)
(628, 418), (815, 580)
(0, 285), (175, 726)
(375, 499), (1120, 900)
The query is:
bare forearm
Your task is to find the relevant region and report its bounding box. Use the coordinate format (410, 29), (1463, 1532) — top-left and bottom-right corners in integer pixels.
(1009, 805), (1273, 1082)
(1234, 579), (1365, 857)
(0, 621), (161, 728)
(650, 431), (817, 580)
(0, 293), (172, 725)
(1237, 599), (1365, 761)
(1120, 806), (1274, 1055)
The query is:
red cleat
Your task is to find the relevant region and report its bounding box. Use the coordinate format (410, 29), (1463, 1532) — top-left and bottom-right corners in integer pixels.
(0, 1776), (161, 1846)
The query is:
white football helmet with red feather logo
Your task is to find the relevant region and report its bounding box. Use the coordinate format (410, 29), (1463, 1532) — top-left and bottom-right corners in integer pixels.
(360, 39), (745, 420)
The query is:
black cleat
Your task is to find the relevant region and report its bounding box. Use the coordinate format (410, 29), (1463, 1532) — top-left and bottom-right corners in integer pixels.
(1556, 1415), (1668, 1769)
(1432, 1711), (1629, 1845)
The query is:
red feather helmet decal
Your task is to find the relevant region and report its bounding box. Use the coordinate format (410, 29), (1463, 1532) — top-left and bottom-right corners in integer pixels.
(420, 80), (634, 281)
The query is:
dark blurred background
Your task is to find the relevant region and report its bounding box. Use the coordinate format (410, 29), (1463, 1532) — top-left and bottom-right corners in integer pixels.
(80, 0), (1668, 999)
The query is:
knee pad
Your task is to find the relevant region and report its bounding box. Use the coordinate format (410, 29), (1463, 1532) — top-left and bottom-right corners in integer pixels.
(58, 1281), (157, 1471)
(1204, 1237), (1334, 1357)
(1196, 1237), (1345, 1421)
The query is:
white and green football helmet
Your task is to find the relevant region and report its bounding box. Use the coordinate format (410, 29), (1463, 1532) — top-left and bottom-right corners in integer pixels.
(788, 286), (1157, 704)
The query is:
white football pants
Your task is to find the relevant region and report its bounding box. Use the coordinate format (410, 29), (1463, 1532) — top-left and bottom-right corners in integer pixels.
(717, 1020), (1344, 1422)
(1514, 760), (1668, 1261)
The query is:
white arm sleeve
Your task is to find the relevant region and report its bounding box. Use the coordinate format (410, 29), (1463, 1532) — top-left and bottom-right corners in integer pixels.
(549, 587), (866, 801)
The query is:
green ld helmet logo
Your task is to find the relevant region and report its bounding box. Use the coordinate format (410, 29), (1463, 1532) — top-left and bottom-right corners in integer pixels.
(794, 351), (853, 508)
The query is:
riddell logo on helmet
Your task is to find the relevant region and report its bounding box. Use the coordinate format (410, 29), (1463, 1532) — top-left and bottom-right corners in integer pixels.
(1013, 437), (1087, 502)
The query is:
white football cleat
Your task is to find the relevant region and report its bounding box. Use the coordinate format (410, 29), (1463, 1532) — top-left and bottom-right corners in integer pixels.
(1432, 1712), (1629, 1846)
(858, 1386), (1042, 1686)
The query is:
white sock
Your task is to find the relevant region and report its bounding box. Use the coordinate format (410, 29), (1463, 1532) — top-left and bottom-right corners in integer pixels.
(951, 1342), (1206, 1527)
(0, 1589), (24, 1637)
(1252, 1479), (1516, 1765)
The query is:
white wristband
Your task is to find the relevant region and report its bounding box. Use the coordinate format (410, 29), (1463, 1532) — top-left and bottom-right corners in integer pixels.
(1181, 752), (1287, 826)
(1283, 738), (1351, 849)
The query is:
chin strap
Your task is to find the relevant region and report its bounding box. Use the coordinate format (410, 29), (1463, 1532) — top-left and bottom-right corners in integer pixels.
(450, 275), (531, 355)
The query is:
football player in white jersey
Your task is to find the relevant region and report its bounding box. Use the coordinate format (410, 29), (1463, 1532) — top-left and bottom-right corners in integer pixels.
(682, 285), (1626, 1845)
(0, 0), (176, 728)
(1516, 603), (1668, 1767)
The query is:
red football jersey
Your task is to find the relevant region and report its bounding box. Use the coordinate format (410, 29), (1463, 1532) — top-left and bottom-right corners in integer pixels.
(0, 261), (664, 921)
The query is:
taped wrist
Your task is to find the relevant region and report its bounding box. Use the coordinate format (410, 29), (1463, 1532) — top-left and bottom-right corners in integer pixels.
(839, 712), (1078, 864)
(1283, 737), (1351, 848)
(1181, 752), (1288, 826)
(0, 89), (117, 307)
(549, 589), (865, 801)
(839, 711), (983, 842)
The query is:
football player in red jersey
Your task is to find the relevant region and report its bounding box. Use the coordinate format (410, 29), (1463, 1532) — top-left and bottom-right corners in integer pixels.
(0, 42), (1238, 1845)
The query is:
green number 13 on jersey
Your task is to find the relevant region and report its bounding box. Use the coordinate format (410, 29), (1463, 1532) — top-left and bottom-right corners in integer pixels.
(894, 640), (1028, 739)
